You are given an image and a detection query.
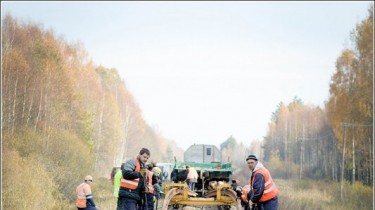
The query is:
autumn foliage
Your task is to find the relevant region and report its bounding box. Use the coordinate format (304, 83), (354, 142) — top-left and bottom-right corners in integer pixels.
(1, 14), (183, 209)
(1, 4), (373, 209)
(262, 5), (373, 186)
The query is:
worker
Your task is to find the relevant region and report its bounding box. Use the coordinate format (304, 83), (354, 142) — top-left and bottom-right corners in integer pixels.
(111, 166), (121, 185)
(76, 175), (97, 210)
(246, 155), (278, 210)
(186, 166), (198, 191)
(185, 166), (191, 187)
(150, 160), (157, 168)
(150, 160), (162, 185)
(152, 166), (162, 186)
(117, 148), (150, 210)
(231, 179), (240, 190)
(113, 163), (125, 209)
(139, 163), (159, 210)
(150, 161), (162, 197)
(151, 165), (162, 209)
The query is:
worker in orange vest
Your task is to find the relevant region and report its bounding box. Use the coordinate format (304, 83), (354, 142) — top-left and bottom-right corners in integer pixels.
(139, 163), (159, 210)
(117, 148), (150, 210)
(246, 155), (278, 210)
(76, 175), (98, 210)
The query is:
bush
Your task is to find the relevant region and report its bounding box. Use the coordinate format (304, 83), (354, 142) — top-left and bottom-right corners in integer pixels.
(2, 146), (58, 209)
(2, 127), (95, 208)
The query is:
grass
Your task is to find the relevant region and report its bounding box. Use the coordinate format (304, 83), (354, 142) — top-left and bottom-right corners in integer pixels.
(276, 179), (373, 210)
(88, 178), (373, 210)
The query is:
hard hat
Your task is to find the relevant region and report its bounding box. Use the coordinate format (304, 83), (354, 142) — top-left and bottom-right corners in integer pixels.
(84, 175), (93, 182)
(152, 167), (161, 176)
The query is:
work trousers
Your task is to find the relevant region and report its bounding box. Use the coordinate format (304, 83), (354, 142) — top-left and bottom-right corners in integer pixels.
(252, 196), (278, 210)
(117, 196), (140, 210)
(139, 193), (154, 210)
(188, 182), (196, 191)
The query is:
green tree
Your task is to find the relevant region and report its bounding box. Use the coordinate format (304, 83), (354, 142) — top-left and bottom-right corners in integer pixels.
(220, 135), (237, 151)
(166, 145), (175, 163)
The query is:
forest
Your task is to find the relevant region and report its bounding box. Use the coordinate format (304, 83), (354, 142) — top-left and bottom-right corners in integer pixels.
(1, 4), (373, 210)
(1, 13), (183, 209)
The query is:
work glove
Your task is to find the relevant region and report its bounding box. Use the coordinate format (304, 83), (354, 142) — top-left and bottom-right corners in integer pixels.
(235, 189), (242, 197)
(235, 186), (242, 197)
(140, 168), (147, 177)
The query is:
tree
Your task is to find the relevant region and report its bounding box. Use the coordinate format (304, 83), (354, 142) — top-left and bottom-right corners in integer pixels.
(220, 135), (237, 151)
(326, 3), (373, 186)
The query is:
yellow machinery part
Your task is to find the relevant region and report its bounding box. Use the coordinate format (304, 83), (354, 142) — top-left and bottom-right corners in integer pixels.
(161, 182), (242, 210)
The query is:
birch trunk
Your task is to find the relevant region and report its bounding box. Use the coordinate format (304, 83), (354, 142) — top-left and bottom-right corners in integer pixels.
(34, 85), (43, 130)
(26, 94), (34, 126)
(21, 77), (27, 122)
(96, 95), (105, 172)
(340, 125), (347, 200)
(352, 129), (355, 183)
(284, 123), (287, 164)
(369, 137), (372, 185)
(11, 77), (18, 135)
(120, 107), (132, 162)
(299, 123), (305, 180)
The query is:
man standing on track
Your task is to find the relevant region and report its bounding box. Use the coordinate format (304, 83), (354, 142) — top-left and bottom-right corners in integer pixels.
(117, 148), (150, 210)
(246, 155), (278, 210)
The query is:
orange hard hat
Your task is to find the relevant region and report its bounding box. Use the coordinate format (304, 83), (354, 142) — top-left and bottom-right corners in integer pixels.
(84, 175), (93, 182)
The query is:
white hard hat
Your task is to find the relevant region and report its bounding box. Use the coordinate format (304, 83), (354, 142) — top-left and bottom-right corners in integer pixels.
(152, 167), (161, 176)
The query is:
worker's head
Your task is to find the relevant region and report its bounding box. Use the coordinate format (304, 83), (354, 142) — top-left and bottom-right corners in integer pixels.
(120, 163), (126, 170)
(232, 179), (239, 183)
(246, 155), (258, 170)
(138, 148), (150, 163)
(151, 160), (157, 167)
(147, 163), (154, 170)
(84, 175), (93, 184)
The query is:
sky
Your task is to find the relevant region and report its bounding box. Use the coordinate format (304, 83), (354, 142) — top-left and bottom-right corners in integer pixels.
(2, 1), (372, 150)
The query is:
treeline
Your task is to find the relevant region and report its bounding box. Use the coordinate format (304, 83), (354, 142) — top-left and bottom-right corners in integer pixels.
(219, 5), (373, 190)
(1, 14), (182, 209)
(262, 4), (373, 187)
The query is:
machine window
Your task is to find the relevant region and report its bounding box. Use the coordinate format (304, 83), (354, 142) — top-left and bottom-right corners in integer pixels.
(206, 148), (211, 155)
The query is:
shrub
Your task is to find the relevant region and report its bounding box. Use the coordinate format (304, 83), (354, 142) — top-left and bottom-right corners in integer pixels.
(2, 146), (58, 209)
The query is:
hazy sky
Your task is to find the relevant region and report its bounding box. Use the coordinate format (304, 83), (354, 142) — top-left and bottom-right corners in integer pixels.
(2, 1), (371, 150)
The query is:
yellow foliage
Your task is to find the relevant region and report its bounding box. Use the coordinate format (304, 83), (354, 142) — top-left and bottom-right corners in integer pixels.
(2, 146), (58, 209)
(265, 150), (299, 179)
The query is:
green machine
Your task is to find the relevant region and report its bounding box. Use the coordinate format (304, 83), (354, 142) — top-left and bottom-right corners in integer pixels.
(161, 144), (241, 210)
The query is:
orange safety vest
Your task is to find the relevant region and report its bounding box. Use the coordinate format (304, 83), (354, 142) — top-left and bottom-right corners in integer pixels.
(251, 167), (278, 202)
(146, 170), (155, 194)
(120, 158), (141, 189)
(76, 183), (91, 208)
(241, 185), (251, 203)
